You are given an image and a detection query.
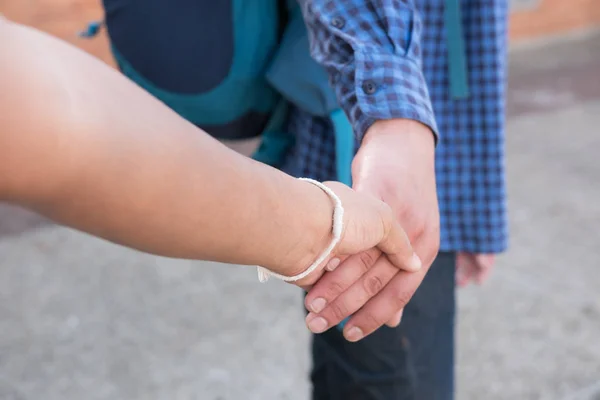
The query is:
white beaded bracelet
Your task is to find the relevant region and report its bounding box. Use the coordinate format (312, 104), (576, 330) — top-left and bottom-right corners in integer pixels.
(257, 178), (344, 283)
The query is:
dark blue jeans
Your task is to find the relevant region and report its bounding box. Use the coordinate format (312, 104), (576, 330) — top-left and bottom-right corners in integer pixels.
(310, 252), (456, 400)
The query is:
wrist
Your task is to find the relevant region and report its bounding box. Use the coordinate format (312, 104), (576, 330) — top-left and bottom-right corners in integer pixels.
(357, 119), (435, 172)
(265, 177), (333, 277)
(364, 119), (435, 148)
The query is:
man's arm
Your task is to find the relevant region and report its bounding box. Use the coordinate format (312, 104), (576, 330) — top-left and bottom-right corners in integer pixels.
(299, 0), (441, 340)
(298, 0), (438, 140)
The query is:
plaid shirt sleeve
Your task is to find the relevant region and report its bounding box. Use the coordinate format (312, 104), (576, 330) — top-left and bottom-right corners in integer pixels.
(299, 0), (439, 141)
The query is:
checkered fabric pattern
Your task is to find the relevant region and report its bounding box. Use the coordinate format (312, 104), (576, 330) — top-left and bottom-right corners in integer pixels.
(284, 0), (509, 253)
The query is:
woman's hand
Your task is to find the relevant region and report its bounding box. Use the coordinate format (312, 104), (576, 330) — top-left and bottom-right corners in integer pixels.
(274, 181), (421, 290)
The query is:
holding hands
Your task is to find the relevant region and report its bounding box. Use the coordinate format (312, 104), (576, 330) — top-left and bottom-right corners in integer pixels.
(1, 21), (440, 344)
(265, 120), (440, 342)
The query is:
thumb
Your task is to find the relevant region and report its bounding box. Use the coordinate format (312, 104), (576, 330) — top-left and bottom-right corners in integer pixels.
(376, 202), (422, 272)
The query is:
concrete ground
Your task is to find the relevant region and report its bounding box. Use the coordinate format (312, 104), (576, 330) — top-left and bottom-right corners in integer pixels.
(1, 33), (600, 400)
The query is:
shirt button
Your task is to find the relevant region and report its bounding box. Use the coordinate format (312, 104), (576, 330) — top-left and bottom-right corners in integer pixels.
(331, 16), (345, 29)
(362, 80), (378, 95)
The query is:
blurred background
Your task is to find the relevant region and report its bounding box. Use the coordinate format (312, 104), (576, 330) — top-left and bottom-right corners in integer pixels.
(1, 1), (600, 399)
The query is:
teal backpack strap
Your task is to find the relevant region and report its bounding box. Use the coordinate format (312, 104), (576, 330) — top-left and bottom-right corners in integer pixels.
(251, 100), (294, 168)
(330, 109), (353, 187)
(265, 1), (355, 180)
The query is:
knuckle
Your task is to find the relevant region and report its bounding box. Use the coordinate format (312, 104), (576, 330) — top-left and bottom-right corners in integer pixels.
(357, 250), (378, 272)
(363, 275), (384, 297)
(323, 280), (346, 300)
(410, 220), (427, 240)
(328, 300), (350, 322)
(359, 311), (386, 335)
(390, 287), (414, 310)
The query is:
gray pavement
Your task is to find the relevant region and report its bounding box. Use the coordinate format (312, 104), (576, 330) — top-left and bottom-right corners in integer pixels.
(1, 34), (600, 399)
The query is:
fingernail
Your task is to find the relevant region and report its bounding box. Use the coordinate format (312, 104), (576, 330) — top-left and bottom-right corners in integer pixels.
(345, 326), (364, 342)
(326, 258), (341, 271)
(310, 297), (327, 313)
(409, 253), (422, 271)
(306, 315), (328, 334)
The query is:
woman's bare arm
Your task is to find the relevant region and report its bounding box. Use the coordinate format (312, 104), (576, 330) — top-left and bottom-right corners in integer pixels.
(0, 20), (418, 281)
(0, 19), (333, 274)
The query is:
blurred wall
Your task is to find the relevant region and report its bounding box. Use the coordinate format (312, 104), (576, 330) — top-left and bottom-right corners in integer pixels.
(0, 0), (115, 66)
(511, 0), (600, 41)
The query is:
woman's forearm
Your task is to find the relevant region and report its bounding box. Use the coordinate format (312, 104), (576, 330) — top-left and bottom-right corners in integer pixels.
(0, 20), (331, 274)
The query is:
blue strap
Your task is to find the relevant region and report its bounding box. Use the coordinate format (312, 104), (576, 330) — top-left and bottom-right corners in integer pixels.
(330, 109), (354, 187)
(251, 100), (294, 167)
(445, 0), (470, 99)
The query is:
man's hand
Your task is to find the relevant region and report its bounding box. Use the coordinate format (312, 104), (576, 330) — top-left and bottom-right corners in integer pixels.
(280, 181), (423, 289)
(352, 119), (440, 265)
(304, 119), (440, 341)
(456, 253), (495, 287)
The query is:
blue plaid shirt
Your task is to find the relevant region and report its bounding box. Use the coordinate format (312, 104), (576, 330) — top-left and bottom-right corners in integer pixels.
(283, 0), (509, 253)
